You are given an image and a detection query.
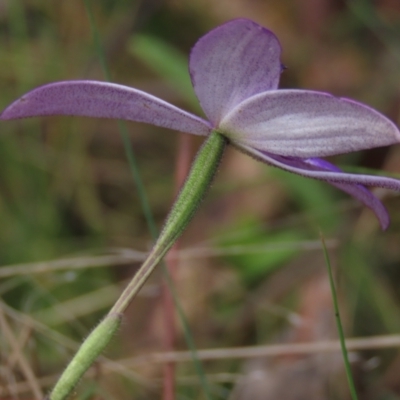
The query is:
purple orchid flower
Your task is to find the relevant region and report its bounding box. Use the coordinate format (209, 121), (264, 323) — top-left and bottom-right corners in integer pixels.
(1, 18), (400, 229)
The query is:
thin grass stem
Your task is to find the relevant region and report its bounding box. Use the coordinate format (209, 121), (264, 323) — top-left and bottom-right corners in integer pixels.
(321, 234), (359, 400)
(83, 0), (158, 239)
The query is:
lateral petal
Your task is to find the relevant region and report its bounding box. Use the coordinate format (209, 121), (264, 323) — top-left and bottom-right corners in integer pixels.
(1, 80), (211, 136)
(189, 18), (282, 126)
(220, 90), (400, 157)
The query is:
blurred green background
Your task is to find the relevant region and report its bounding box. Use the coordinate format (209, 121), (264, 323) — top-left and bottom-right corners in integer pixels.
(0, 1), (400, 399)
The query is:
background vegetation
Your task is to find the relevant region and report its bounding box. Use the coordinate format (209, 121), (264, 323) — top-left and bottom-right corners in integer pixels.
(0, 0), (400, 399)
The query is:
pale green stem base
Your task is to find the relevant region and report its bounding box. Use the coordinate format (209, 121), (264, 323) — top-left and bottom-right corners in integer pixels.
(49, 314), (121, 400)
(48, 131), (227, 400)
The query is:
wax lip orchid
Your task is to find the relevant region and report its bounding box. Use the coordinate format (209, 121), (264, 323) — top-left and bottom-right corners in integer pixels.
(2, 19), (400, 229)
(2, 18), (400, 400)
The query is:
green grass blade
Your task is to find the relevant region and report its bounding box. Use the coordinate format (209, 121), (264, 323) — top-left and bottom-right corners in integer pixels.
(83, 0), (157, 239)
(321, 233), (359, 400)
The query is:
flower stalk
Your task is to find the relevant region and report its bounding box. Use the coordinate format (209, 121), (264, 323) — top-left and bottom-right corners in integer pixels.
(110, 130), (226, 315)
(48, 130), (227, 400)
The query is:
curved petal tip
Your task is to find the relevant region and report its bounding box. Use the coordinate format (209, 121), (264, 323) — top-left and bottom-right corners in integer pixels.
(0, 80), (211, 136)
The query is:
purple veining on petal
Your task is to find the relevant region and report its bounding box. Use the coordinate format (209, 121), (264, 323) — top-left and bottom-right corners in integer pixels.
(0, 81), (212, 136)
(238, 144), (394, 229)
(189, 18), (282, 126)
(220, 89), (400, 157)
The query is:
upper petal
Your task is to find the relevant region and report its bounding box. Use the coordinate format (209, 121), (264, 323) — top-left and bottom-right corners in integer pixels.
(189, 18), (282, 126)
(0, 80), (211, 136)
(220, 89), (400, 157)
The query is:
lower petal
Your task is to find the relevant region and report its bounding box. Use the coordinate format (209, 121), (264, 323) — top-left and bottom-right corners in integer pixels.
(323, 180), (389, 230)
(238, 144), (392, 229)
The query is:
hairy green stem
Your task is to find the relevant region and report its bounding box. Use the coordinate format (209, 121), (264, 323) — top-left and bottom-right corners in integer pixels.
(48, 314), (122, 400)
(110, 130), (226, 314)
(48, 131), (226, 400)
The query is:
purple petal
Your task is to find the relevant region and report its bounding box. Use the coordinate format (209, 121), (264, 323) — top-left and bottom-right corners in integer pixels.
(327, 182), (389, 229)
(1, 80), (211, 136)
(220, 89), (400, 157)
(239, 144), (395, 229)
(190, 18), (282, 126)
(303, 158), (389, 230)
